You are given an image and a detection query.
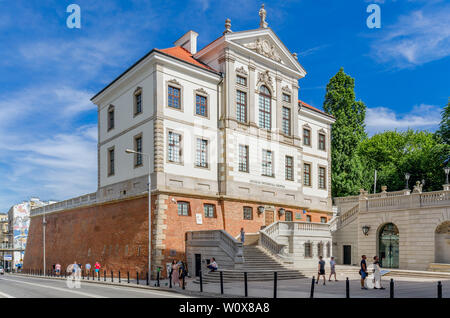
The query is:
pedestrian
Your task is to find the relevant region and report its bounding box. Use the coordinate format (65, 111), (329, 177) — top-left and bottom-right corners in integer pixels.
(360, 255), (368, 290)
(373, 256), (385, 290)
(52, 264), (56, 275)
(94, 261), (101, 278)
(207, 257), (218, 272)
(240, 227), (245, 244)
(328, 256), (338, 282)
(85, 262), (91, 276)
(316, 256), (326, 285)
(55, 263), (61, 276)
(171, 260), (180, 287)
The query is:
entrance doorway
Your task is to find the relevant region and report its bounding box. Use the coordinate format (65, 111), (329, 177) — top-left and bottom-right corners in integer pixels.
(435, 221), (450, 263)
(379, 223), (399, 268)
(265, 210), (274, 226)
(343, 245), (351, 265)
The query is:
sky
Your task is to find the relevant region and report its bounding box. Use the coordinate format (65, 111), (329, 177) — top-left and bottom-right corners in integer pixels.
(0, 0), (449, 210)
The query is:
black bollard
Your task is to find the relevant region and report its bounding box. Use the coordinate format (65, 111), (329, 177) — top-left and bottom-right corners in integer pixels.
(182, 273), (185, 290)
(437, 281), (442, 298)
(82, 271), (84, 280)
(169, 269), (172, 288)
(220, 271), (224, 294)
(310, 276), (315, 298)
(127, 271), (130, 284)
(104, 270), (106, 282)
(244, 272), (248, 297)
(146, 272), (149, 286)
(119, 271), (121, 283)
(98, 270), (100, 281)
(111, 271), (113, 283)
(390, 278), (394, 298)
(136, 272), (139, 285)
(199, 270), (203, 292)
(273, 272), (278, 298)
(346, 277), (350, 298)
(87, 271), (89, 280)
(156, 270), (160, 287)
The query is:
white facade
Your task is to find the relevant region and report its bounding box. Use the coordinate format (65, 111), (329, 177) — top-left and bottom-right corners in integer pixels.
(91, 14), (335, 214)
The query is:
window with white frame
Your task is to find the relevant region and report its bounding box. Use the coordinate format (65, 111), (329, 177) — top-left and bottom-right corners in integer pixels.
(204, 204), (215, 218)
(134, 89), (142, 115)
(195, 94), (208, 117)
(239, 145), (249, 172)
(236, 90), (247, 123)
(168, 131), (181, 163)
(319, 167), (326, 189)
(258, 85), (271, 130)
(108, 148), (115, 176)
(319, 133), (326, 151)
(282, 107), (291, 135)
(243, 207), (253, 220)
(107, 106), (114, 131)
(285, 156), (294, 181)
(195, 138), (208, 168)
(282, 93), (291, 103)
(236, 75), (247, 86)
(134, 135), (143, 167)
(177, 202), (190, 216)
(168, 86), (181, 109)
(262, 150), (273, 177)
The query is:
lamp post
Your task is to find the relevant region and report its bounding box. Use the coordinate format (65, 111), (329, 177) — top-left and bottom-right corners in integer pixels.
(405, 173), (411, 189)
(125, 148), (152, 277)
(43, 208), (46, 275)
(445, 167), (450, 185)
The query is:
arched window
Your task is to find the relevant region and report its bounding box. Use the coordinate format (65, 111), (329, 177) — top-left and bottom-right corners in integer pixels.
(258, 85), (271, 130)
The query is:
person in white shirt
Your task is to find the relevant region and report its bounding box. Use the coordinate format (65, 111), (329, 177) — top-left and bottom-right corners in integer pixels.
(207, 258), (218, 272)
(328, 256), (338, 281)
(373, 256), (385, 289)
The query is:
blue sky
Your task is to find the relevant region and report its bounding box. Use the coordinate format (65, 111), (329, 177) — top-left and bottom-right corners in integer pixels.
(0, 0), (449, 210)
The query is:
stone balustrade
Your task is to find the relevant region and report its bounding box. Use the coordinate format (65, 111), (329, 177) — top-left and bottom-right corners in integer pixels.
(30, 192), (97, 217)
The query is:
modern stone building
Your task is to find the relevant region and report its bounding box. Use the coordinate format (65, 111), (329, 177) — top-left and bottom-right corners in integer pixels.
(331, 185), (450, 271)
(24, 6), (335, 278)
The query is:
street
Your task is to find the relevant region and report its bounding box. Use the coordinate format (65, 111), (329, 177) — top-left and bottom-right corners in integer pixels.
(0, 274), (191, 298)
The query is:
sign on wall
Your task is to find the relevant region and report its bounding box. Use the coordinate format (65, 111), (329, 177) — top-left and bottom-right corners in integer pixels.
(196, 213), (203, 225)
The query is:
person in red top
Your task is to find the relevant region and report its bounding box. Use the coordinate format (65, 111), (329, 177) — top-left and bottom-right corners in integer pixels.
(94, 261), (101, 278)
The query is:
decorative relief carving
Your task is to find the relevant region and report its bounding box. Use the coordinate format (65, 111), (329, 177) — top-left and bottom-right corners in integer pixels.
(195, 88), (208, 95)
(168, 79), (181, 86)
(282, 85), (292, 94)
(235, 66), (248, 75)
(256, 70), (273, 90)
(243, 38), (282, 63)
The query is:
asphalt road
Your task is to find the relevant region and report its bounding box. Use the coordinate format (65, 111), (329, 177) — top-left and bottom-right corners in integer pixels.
(0, 274), (191, 298)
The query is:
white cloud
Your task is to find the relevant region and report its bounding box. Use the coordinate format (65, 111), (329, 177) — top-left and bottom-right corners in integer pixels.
(370, 4), (450, 68)
(365, 103), (442, 134)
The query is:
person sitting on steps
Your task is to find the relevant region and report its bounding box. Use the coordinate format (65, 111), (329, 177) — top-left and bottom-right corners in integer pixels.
(207, 258), (218, 272)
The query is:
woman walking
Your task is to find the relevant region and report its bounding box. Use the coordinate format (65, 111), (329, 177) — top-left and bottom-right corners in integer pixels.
(373, 256), (385, 289)
(171, 260), (180, 287)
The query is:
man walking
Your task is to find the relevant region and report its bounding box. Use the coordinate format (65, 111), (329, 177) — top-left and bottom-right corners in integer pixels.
(328, 256), (338, 282)
(316, 256), (326, 285)
(360, 255), (368, 290)
(85, 262), (91, 276)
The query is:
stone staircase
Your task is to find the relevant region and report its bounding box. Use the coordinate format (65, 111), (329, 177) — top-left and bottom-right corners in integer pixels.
(194, 245), (306, 283)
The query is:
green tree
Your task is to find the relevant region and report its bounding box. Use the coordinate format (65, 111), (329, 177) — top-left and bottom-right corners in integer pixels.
(323, 68), (367, 197)
(358, 130), (450, 192)
(436, 98), (450, 145)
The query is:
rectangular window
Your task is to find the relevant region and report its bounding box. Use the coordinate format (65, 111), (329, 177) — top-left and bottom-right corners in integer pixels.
(319, 133), (326, 151)
(108, 108), (114, 130)
(319, 167), (326, 189)
(262, 150), (273, 177)
(306, 215), (312, 222)
(304, 242), (312, 258)
(320, 217), (327, 223)
(168, 131), (181, 163)
(258, 92), (271, 130)
(135, 92), (142, 114)
(282, 93), (291, 103)
(195, 138), (208, 168)
(236, 75), (247, 86)
(243, 207), (253, 220)
(168, 86), (180, 109)
(239, 145), (249, 172)
(236, 90), (247, 123)
(285, 211), (293, 221)
(177, 202), (190, 216)
(204, 204), (215, 218)
(303, 128), (311, 146)
(282, 107), (291, 135)
(134, 136), (142, 166)
(196, 94), (208, 117)
(285, 156), (294, 181)
(304, 163), (311, 186)
(108, 148), (115, 176)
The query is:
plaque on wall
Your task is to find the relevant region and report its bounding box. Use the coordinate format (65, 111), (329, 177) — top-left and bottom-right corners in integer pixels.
(196, 213), (203, 224)
(295, 212), (302, 220)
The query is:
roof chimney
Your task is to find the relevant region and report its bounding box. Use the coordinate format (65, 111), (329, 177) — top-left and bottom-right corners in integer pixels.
(174, 30), (199, 54)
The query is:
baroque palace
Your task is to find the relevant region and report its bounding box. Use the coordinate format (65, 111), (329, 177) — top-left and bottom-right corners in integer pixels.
(24, 6), (335, 278)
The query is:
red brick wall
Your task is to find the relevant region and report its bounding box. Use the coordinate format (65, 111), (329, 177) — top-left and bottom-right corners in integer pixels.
(24, 193), (331, 278)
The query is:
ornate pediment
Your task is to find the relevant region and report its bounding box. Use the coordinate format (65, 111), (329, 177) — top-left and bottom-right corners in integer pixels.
(243, 38), (282, 63)
(282, 85), (292, 94)
(168, 79), (181, 86)
(195, 88), (208, 95)
(256, 70), (273, 90)
(235, 66), (248, 76)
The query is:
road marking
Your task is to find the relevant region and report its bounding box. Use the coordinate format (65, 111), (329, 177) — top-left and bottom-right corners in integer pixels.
(0, 277), (106, 298)
(0, 290), (15, 298)
(6, 275), (190, 298)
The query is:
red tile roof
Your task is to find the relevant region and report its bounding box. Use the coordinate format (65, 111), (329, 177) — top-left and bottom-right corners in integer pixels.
(156, 46), (217, 72)
(299, 100), (334, 118)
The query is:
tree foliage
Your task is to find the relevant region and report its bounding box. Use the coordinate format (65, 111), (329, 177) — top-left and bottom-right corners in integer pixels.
(436, 98), (450, 145)
(323, 68), (366, 197)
